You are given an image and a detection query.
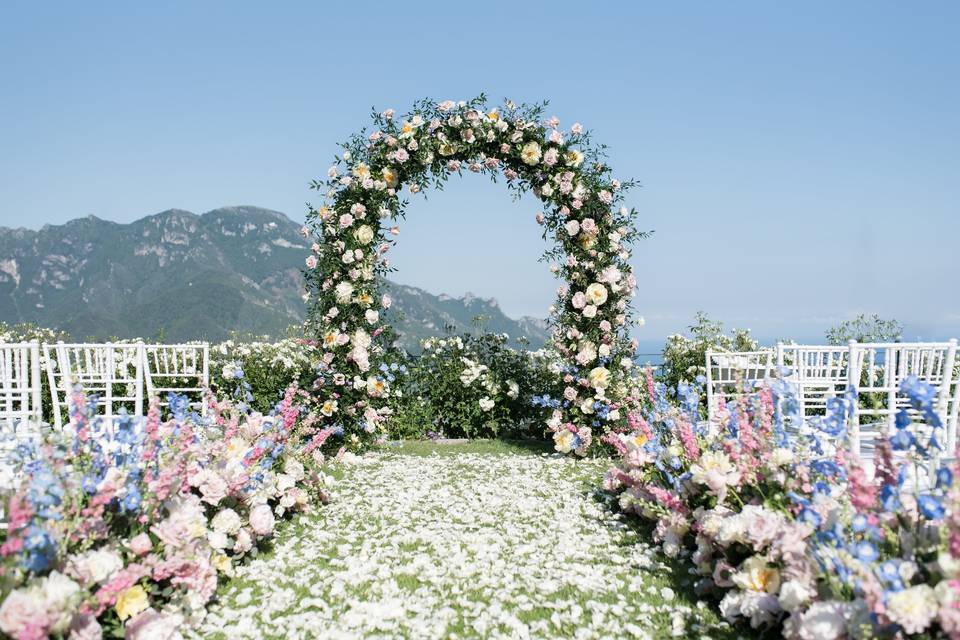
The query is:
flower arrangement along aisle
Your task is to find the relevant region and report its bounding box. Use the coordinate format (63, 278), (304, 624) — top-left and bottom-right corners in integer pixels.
(603, 370), (960, 639)
(302, 95), (649, 454)
(0, 385), (337, 640)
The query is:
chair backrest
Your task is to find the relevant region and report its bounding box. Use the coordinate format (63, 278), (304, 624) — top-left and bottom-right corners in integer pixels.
(777, 343), (850, 418)
(705, 349), (776, 421)
(947, 363), (960, 454)
(0, 342), (42, 428)
(44, 343), (144, 429)
(847, 340), (958, 458)
(142, 343), (209, 416)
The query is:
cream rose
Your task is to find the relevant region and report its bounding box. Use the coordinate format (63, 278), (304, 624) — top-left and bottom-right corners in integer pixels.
(521, 141), (542, 165)
(588, 366), (611, 390)
(354, 225), (375, 245)
(585, 283), (608, 306)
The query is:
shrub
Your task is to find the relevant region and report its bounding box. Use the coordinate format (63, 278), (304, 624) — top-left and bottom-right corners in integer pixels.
(209, 337), (320, 414)
(387, 333), (563, 440)
(660, 312), (758, 411)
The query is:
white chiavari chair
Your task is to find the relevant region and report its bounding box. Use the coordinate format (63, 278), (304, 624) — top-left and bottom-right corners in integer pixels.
(142, 343), (210, 416)
(44, 343), (145, 430)
(705, 348), (776, 421)
(0, 342), (43, 529)
(847, 340), (958, 484)
(777, 343), (851, 419)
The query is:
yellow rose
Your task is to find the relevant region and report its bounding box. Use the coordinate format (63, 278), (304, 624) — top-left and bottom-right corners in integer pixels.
(732, 556), (781, 594)
(351, 163), (371, 180)
(439, 141), (456, 156)
(115, 584), (149, 621)
(564, 149), (584, 167)
(487, 109), (500, 121)
(213, 552), (234, 575)
(317, 205), (332, 221)
(382, 167), (398, 187)
(399, 121), (416, 138)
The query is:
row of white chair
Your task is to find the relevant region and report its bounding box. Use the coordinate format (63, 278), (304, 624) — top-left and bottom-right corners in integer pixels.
(705, 340), (960, 455)
(0, 342), (210, 430)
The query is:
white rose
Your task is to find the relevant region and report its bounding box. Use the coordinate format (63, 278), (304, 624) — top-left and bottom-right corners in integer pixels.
(354, 225), (375, 245)
(39, 572), (81, 633)
(211, 508), (243, 535)
(365, 309), (379, 324)
(207, 530), (230, 550)
(479, 397), (495, 412)
(283, 457), (305, 482)
(565, 220), (580, 236)
(778, 580), (814, 613)
(334, 282), (354, 303)
(796, 601), (847, 640)
(582, 304), (597, 318)
(73, 548), (124, 585)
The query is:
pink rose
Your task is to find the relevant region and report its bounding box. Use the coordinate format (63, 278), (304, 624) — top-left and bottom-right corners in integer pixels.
(305, 256), (317, 269)
(571, 292), (587, 309)
(129, 533), (152, 557)
(249, 504), (275, 537)
(68, 613), (102, 640)
(125, 609), (181, 640)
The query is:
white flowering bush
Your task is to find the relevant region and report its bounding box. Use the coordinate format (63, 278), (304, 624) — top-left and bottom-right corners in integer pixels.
(302, 95), (647, 454)
(209, 337), (320, 413)
(660, 312), (758, 414)
(388, 333), (563, 440)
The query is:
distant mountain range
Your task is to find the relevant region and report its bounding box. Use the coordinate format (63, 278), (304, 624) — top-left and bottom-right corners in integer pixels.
(0, 206), (549, 352)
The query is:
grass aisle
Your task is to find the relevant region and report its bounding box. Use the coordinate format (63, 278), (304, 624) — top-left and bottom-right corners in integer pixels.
(192, 443), (733, 639)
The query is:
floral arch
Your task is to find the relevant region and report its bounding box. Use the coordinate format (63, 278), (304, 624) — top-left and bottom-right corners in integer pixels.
(301, 96), (644, 455)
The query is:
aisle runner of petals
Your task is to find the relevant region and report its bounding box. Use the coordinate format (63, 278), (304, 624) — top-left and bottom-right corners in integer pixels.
(194, 453), (719, 639)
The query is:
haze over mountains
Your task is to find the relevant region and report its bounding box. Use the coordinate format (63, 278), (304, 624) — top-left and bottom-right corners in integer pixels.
(0, 206), (550, 352)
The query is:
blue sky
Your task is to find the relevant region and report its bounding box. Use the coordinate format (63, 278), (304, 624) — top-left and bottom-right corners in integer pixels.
(1, 1), (958, 345)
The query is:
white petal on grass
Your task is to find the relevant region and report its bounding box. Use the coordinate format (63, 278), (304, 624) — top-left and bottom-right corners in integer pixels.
(191, 452), (722, 639)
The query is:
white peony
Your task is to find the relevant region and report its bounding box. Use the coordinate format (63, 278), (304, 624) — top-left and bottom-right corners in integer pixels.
(885, 584), (938, 634)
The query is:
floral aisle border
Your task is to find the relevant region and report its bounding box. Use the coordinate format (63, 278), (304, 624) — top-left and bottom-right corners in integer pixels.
(302, 96), (647, 454)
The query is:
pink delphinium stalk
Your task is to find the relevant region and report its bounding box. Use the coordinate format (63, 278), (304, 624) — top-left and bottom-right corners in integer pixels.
(677, 419), (700, 461)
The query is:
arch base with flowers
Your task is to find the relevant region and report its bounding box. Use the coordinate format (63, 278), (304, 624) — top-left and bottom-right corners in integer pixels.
(302, 96), (646, 455)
